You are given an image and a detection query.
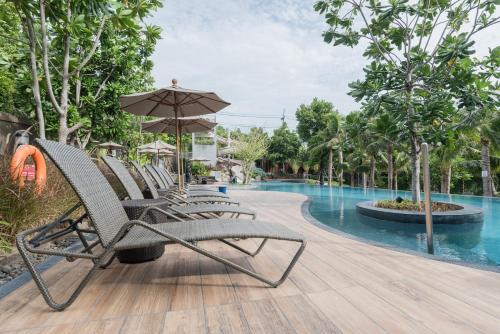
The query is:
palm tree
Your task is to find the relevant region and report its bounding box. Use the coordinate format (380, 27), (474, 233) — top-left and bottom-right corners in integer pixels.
(288, 159), (301, 177)
(478, 113), (500, 196)
(392, 151), (410, 192)
(434, 134), (466, 194)
(308, 114), (340, 186)
(368, 112), (400, 190)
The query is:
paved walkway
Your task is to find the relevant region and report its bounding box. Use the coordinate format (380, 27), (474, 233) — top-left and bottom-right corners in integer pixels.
(1, 190), (499, 333)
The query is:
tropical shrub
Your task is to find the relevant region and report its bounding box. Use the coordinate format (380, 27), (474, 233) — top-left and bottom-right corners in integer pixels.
(0, 158), (78, 255)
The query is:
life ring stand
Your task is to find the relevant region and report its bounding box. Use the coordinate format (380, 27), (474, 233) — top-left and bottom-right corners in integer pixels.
(10, 145), (47, 194)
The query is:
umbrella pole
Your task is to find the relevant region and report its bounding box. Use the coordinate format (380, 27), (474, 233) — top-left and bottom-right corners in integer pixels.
(179, 130), (184, 188)
(175, 109), (182, 191)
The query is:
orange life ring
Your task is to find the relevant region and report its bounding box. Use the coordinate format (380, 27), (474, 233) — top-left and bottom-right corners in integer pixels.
(10, 145), (46, 194)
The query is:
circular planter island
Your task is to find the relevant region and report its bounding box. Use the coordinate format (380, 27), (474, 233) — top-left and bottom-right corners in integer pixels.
(356, 201), (483, 224)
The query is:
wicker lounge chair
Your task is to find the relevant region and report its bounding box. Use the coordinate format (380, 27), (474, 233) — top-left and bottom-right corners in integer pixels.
(157, 166), (219, 192)
(101, 156), (254, 219)
(152, 164), (222, 193)
(131, 161), (240, 206)
(152, 165), (221, 194)
(145, 164), (229, 198)
(17, 139), (306, 311)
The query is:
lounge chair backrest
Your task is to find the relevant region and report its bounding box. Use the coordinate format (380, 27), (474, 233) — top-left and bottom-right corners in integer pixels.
(158, 167), (176, 185)
(131, 161), (160, 199)
(145, 164), (168, 188)
(152, 165), (173, 186)
(101, 156), (145, 200)
(36, 139), (129, 247)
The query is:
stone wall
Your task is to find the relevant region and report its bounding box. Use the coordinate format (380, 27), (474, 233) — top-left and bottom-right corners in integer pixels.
(0, 112), (31, 156)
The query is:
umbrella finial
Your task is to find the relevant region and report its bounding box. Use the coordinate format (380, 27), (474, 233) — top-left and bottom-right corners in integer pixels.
(171, 78), (178, 88)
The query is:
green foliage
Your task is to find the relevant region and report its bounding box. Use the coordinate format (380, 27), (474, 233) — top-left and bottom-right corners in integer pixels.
(0, 0), (33, 118)
(235, 131), (269, 184)
(190, 161), (209, 176)
(296, 98), (338, 142)
(1, 0), (162, 144)
(375, 199), (460, 212)
(268, 123), (301, 166)
(316, 0), (500, 200)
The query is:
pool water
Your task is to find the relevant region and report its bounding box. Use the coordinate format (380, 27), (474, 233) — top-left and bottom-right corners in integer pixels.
(252, 182), (500, 267)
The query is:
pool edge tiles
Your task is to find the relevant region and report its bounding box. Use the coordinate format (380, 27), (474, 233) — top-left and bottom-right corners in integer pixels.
(299, 196), (500, 273)
(250, 182), (500, 269)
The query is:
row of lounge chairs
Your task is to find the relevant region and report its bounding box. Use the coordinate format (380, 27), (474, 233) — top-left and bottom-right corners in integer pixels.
(101, 156), (252, 220)
(16, 139), (306, 311)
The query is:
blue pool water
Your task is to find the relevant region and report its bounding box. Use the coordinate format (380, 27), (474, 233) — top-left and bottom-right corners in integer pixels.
(252, 182), (500, 267)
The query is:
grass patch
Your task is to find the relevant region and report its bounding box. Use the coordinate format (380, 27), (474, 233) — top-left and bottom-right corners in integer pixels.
(0, 157), (79, 255)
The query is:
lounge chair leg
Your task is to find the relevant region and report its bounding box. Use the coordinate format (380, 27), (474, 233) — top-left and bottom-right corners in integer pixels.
(16, 233), (113, 311)
(189, 239), (307, 287)
(98, 254), (116, 268)
(219, 238), (269, 257)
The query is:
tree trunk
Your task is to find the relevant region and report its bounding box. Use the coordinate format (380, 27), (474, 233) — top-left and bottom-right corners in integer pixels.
(410, 135), (421, 202)
(58, 15), (71, 143)
(362, 172), (367, 189)
(319, 161), (324, 185)
(338, 149), (343, 187)
(369, 157), (376, 188)
(480, 137), (495, 196)
(440, 165), (451, 194)
(350, 172), (355, 187)
(328, 147), (333, 186)
(24, 16), (45, 139)
(394, 170), (398, 191)
(387, 145), (393, 190)
(58, 116), (70, 143)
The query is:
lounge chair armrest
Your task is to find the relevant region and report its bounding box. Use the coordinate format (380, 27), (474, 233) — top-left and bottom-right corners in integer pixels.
(158, 196), (181, 206)
(17, 228), (99, 260)
(162, 192), (189, 204)
(139, 205), (186, 223)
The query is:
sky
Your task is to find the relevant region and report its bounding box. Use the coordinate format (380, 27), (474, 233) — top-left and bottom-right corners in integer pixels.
(149, 0), (498, 132)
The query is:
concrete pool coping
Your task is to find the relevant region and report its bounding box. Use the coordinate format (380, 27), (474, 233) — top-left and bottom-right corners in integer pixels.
(299, 196), (500, 274)
(356, 201), (484, 224)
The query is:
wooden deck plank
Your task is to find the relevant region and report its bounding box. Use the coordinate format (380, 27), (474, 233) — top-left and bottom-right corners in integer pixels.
(273, 295), (341, 334)
(307, 290), (386, 334)
(121, 313), (165, 334)
(240, 299), (297, 334)
(163, 309), (206, 334)
(204, 304), (251, 334)
(1, 190), (499, 334)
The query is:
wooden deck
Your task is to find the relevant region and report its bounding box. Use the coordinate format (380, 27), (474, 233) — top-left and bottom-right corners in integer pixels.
(1, 190), (500, 333)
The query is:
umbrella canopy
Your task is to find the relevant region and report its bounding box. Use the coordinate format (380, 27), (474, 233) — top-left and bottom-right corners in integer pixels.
(141, 117), (217, 134)
(120, 80), (230, 118)
(138, 140), (176, 151)
(190, 156), (210, 162)
(138, 148), (174, 156)
(97, 141), (124, 150)
(121, 79), (230, 190)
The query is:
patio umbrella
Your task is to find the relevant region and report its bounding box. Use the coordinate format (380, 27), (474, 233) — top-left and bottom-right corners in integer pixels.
(97, 142), (124, 150)
(141, 117), (217, 185)
(190, 157), (210, 162)
(138, 140), (176, 151)
(138, 148), (174, 156)
(121, 79), (230, 188)
(141, 117), (217, 134)
(97, 142), (125, 157)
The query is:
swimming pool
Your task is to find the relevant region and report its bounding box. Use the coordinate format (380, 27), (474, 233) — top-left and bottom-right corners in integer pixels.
(252, 182), (500, 267)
